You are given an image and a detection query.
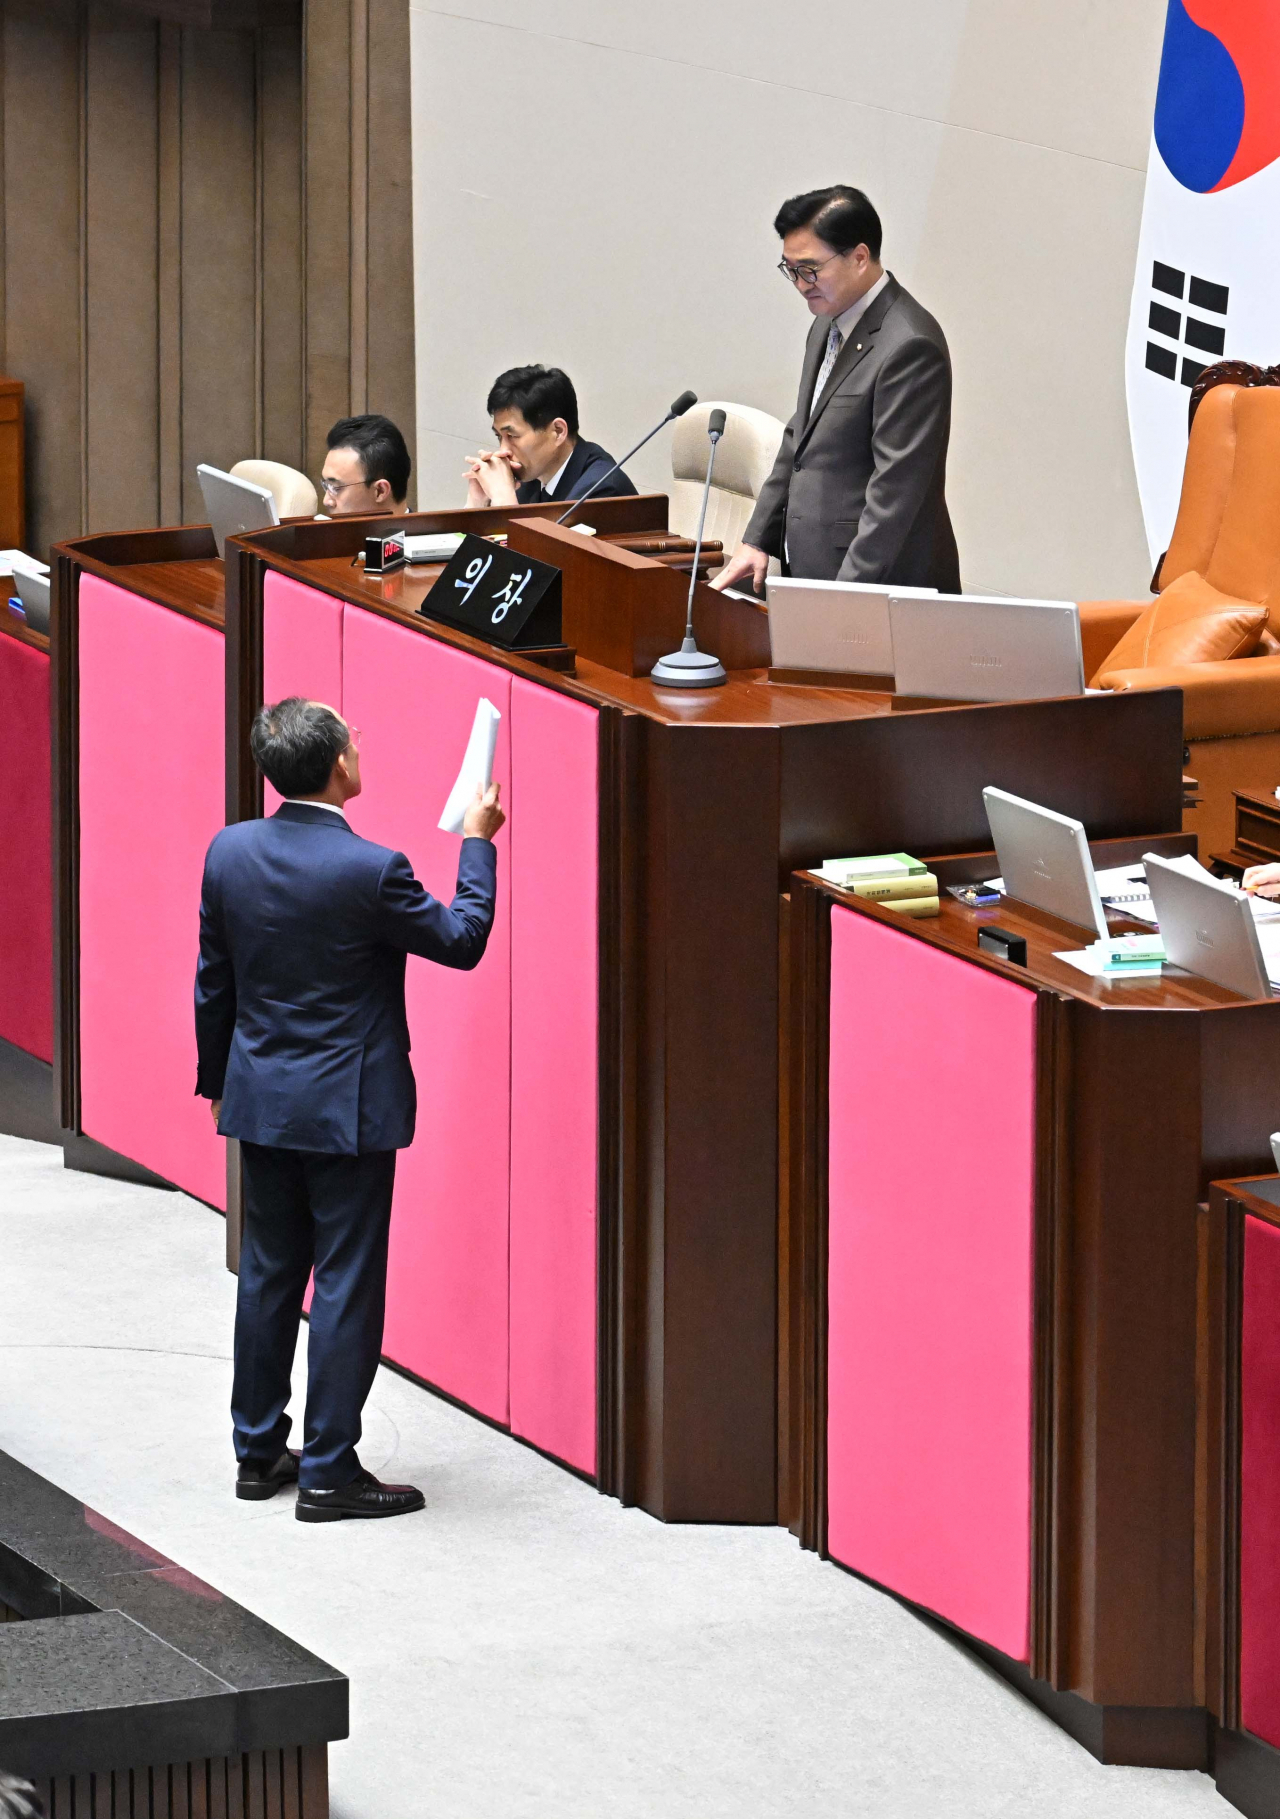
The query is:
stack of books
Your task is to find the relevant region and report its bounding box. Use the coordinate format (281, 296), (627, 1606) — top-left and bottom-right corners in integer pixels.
(814, 852), (940, 918)
(1085, 932), (1166, 978)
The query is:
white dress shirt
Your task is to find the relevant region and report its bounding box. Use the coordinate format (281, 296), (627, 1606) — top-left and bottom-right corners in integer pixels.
(284, 799), (346, 818)
(539, 455), (571, 499)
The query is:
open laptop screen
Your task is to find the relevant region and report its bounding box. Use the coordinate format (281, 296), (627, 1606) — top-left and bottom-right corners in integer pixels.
(890, 593), (1083, 702)
(983, 786), (1108, 937)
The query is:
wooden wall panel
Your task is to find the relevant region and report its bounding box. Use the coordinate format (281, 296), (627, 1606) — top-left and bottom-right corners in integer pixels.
(0, 0), (412, 556)
(179, 25), (258, 523)
(2, 0), (85, 557)
(260, 19), (304, 470)
(365, 0), (415, 456)
(303, 0), (416, 495)
(302, 3), (352, 478)
(85, 7), (160, 533)
(157, 20), (183, 525)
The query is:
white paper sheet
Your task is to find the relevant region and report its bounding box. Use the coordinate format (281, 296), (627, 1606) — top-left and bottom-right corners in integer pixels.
(0, 548), (48, 578)
(404, 531), (465, 564)
(1053, 947), (1164, 979)
(438, 697), (501, 835)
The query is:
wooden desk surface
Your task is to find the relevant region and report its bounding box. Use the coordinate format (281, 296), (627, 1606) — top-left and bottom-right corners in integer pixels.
(800, 871), (1260, 1010)
(53, 525), (225, 632)
(54, 515), (1185, 740)
(250, 546), (1186, 734)
(53, 497), (667, 644)
(260, 548), (887, 725)
(109, 558), (225, 626)
(1214, 1173), (1280, 1221)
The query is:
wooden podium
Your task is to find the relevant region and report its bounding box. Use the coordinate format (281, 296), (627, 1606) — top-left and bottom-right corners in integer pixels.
(786, 873), (1280, 1767)
(49, 496), (666, 1204)
(219, 511), (1186, 1525)
(1202, 1172), (1280, 1818)
(505, 518), (770, 676)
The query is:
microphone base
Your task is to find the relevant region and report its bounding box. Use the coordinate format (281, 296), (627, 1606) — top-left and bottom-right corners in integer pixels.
(649, 646), (728, 689)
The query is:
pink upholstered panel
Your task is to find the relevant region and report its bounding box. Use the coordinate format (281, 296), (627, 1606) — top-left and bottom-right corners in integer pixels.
(508, 678), (598, 1473)
(826, 905), (1036, 1660)
(341, 607), (512, 1421)
(261, 573), (344, 812)
(1240, 1214), (1280, 1748)
(0, 636), (53, 1060)
(78, 576), (225, 1207)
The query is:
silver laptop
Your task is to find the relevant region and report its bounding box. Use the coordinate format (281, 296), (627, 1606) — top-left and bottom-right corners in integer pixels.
(889, 593), (1084, 701)
(766, 577), (937, 676)
(196, 464), (279, 558)
(13, 568), (50, 634)
(984, 786), (1108, 936)
(1145, 854), (1272, 998)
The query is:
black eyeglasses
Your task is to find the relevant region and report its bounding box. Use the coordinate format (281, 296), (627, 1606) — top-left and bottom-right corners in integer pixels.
(777, 252), (844, 286)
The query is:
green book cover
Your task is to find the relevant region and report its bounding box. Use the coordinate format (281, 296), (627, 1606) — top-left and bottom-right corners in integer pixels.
(819, 851), (926, 881)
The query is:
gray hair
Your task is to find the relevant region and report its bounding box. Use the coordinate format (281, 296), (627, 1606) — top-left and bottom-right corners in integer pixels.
(250, 697), (349, 798)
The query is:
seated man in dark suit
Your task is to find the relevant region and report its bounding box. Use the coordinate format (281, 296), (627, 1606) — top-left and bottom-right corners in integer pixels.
(463, 365), (637, 507)
(195, 697), (503, 1522)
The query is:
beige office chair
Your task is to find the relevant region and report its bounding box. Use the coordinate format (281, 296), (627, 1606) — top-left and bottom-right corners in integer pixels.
(669, 401), (785, 549)
(230, 459), (318, 519)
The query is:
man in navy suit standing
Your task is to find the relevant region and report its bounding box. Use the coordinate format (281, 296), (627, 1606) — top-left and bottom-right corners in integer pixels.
(195, 697), (503, 1522)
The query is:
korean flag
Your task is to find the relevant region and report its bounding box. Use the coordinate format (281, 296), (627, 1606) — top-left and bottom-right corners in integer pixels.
(1126, 0), (1280, 562)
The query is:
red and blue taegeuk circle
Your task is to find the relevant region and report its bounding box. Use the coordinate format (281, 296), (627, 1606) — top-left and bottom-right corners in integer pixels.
(1155, 0), (1280, 191)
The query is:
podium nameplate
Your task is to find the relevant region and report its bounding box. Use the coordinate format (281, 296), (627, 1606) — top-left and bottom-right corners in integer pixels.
(419, 532), (563, 649)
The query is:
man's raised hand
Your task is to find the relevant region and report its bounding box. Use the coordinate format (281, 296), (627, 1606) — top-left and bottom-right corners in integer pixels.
(463, 781), (505, 842)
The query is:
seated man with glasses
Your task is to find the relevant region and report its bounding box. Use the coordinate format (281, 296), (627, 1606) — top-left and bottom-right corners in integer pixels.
(712, 184), (959, 598)
(463, 366), (637, 508)
(321, 414), (412, 515)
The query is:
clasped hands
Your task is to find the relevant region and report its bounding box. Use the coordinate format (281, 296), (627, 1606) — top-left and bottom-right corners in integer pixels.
(464, 447), (520, 509)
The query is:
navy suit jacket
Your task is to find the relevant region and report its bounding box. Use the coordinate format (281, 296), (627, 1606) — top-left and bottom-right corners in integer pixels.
(515, 437), (638, 505)
(194, 803), (497, 1155)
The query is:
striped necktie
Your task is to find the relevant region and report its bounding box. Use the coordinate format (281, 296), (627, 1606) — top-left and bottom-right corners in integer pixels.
(810, 322), (843, 417)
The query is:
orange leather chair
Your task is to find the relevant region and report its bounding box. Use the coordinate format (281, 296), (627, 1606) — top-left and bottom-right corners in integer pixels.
(1081, 374), (1280, 857)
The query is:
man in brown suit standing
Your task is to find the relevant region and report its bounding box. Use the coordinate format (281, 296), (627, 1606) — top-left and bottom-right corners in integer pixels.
(714, 185), (960, 597)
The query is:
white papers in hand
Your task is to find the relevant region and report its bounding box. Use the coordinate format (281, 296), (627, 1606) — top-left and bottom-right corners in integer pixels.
(438, 698), (501, 835)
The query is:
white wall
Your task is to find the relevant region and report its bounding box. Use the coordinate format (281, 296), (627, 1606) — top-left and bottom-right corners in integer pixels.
(409, 0), (1166, 600)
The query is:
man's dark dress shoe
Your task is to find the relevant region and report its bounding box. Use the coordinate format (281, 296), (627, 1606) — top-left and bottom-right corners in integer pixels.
(236, 1449), (301, 1501)
(295, 1470), (425, 1522)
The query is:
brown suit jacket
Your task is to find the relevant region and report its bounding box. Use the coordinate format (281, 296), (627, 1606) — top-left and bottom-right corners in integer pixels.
(745, 274), (960, 590)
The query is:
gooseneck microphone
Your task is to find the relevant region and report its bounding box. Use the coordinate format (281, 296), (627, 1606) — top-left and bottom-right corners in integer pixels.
(649, 407), (728, 690)
(556, 390), (698, 525)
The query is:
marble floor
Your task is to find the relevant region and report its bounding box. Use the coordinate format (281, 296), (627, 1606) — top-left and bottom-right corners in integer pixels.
(0, 1132), (1234, 1818)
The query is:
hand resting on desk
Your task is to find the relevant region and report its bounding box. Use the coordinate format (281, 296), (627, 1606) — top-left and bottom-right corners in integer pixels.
(1244, 862), (1280, 899)
(710, 541), (768, 595)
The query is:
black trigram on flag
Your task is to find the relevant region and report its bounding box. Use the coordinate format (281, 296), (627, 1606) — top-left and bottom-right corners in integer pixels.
(1144, 260), (1230, 387)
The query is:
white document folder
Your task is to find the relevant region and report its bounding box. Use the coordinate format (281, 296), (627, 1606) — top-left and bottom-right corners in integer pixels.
(438, 698), (501, 834)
